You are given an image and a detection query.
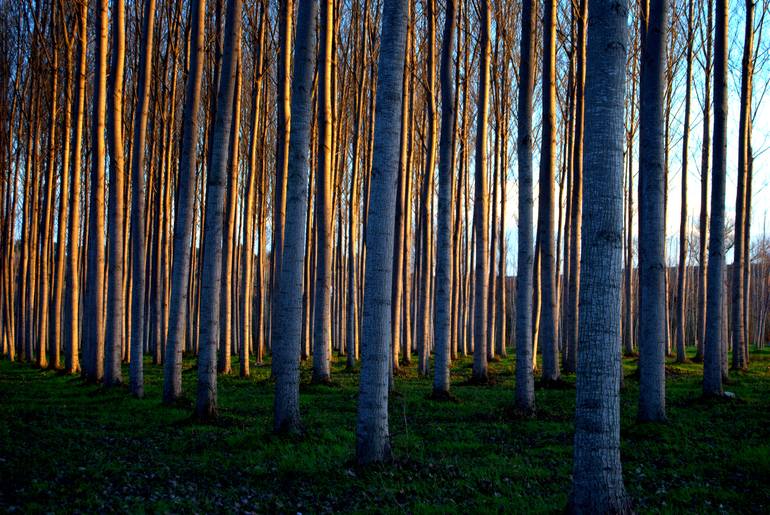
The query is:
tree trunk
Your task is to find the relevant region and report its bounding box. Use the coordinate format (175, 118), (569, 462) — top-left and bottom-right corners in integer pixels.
(515, 0), (536, 413)
(65, 0), (88, 375)
(732, 0), (754, 371)
(355, 0), (408, 465)
(432, 0), (456, 397)
(105, 0), (127, 387)
(703, 0), (728, 397)
(84, 0), (109, 382)
(312, 0), (335, 384)
(125, 0), (156, 395)
(196, 0), (242, 420)
(565, 0), (587, 374)
(568, 0), (631, 510)
(163, 0), (206, 402)
(675, 0), (694, 364)
(637, 0), (668, 422)
(273, 0), (317, 434)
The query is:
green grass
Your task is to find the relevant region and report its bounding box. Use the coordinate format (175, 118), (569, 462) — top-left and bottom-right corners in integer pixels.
(1, 348), (769, 513)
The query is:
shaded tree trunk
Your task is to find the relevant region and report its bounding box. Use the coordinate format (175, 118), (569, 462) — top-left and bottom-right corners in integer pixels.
(164, 0), (206, 402)
(703, 0), (728, 397)
(515, 0), (536, 414)
(355, 0), (408, 465)
(196, 0), (242, 420)
(637, 0), (668, 422)
(568, 0), (631, 510)
(272, 0), (317, 434)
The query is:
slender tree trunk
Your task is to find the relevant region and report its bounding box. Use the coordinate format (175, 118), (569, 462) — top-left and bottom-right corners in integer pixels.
(127, 0), (156, 396)
(273, 0), (317, 434)
(565, 0), (587, 374)
(637, 0), (668, 422)
(104, 0), (127, 387)
(471, 0), (491, 383)
(312, 0), (335, 384)
(539, 0), (560, 383)
(222, 51), (242, 374)
(272, 0), (294, 320)
(196, 0), (242, 420)
(53, 19), (74, 371)
(84, 0), (109, 382)
(732, 0), (754, 371)
(163, 0), (206, 402)
(355, 0), (408, 465)
(515, 0), (536, 413)
(695, 0), (712, 363)
(65, 1), (88, 375)
(675, 0), (694, 364)
(703, 0), (728, 397)
(432, 0), (456, 397)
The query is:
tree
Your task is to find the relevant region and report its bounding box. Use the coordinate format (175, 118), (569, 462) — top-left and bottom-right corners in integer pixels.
(312, 0), (335, 384)
(163, 0), (206, 402)
(273, 0), (317, 434)
(565, 0), (587, 374)
(128, 0), (156, 397)
(432, 0), (457, 397)
(355, 0), (408, 465)
(637, 0), (668, 422)
(84, 0), (108, 383)
(675, 0), (694, 364)
(471, 0), (491, 384)
(703, 0), (728, 397)
(64, 0), (88, 375)
(272, 0), (294, 319)
(196, 0), (242, 420)
(695, 0), (713, 363)
(538, 0), (560, 383)
(515, 0), (536, 414)
(732, 0), (755, 371)
(568, 0), (631, 510)
(104, 0), (126, 387)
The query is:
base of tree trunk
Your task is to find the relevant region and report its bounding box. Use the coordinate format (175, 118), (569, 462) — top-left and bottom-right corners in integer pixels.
(428, 389), (459, 402)
(467, 372), (491, 385)
(274, 420), (306, 438)
(194, 405), (218, 423)
(311, 373), (333, 385)
(536, 378), (573, 390)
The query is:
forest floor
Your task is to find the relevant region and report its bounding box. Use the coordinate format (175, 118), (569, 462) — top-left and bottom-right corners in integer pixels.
(1, 348), (769, 513)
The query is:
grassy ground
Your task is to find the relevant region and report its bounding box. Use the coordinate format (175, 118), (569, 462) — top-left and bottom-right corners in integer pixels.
(1, 348), (769, 513)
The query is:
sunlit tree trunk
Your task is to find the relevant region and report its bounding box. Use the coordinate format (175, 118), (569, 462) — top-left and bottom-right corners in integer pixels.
(539, 0), (560, 383)
(312, 0), (335, 384)
(104, 0), (127, 387)
(64, 0), (87, 375)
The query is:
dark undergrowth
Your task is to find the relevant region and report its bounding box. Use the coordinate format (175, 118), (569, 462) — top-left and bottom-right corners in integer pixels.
(1, 347), (769, 513)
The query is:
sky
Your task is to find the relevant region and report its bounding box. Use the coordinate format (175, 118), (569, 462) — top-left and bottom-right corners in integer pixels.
(500, 0), (770, 274)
